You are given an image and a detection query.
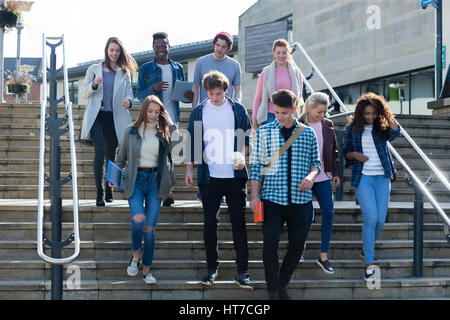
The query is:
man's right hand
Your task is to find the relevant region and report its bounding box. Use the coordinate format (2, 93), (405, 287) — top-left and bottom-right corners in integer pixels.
(152, 81), (170, 92)
(185, 170), (193, 188)
(249, 195), (260, 216)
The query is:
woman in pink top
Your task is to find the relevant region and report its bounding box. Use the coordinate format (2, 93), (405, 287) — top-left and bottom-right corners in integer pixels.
(299, 92), (341, 275)
(252, 39), (303, 130)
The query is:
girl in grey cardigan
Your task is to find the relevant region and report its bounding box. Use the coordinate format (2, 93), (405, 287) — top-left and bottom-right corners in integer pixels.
(80, 37), (138, 206)
(110, 95), (178, 284)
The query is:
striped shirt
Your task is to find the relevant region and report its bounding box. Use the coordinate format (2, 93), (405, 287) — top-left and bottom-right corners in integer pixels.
(361, 125), (384, 175)
(250, 119), (321, 205)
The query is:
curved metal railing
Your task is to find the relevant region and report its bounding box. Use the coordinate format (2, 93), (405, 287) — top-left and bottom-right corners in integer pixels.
(37, 34), (80, 265)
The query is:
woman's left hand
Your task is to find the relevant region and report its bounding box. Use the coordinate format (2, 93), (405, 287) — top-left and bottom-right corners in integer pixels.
(332, 176), (341, 187)
(121, 100), (131, 109)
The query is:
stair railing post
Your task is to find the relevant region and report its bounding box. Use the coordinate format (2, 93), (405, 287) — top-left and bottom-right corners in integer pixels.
(46, 39), (66, 300)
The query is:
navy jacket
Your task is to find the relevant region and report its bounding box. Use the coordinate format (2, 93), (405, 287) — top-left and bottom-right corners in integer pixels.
(187, 97), (252, 185)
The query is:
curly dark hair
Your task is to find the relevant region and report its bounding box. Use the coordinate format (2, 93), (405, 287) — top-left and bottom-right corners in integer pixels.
(347, 92), (395, 139)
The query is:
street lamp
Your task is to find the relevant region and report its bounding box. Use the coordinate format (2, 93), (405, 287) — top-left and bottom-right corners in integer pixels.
(0, 0), (33, 103)
(15, 1), (33, 103)
(421, 0), (443, 99)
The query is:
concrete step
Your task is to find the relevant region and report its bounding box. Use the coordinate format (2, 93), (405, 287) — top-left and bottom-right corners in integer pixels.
(2, 184), (449, 202)
(1, 258), (449, 282)
(0, 221), (446, 242)
(0, 277), (448, 300)
(0, 239), (448, 262)
(1, 200), (449, 225)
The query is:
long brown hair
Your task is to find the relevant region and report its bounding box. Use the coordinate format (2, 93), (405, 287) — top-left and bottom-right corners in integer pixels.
(347, 92), (395, 138)
(104, 37), (138, 75)
(133, 95), (170, 144)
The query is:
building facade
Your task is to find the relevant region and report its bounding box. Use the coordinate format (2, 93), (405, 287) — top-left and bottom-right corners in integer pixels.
(62, 37), (239, 109)
(238, 0), (450, 115)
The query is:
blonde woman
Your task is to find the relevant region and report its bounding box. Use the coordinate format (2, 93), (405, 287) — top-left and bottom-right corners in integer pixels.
(300, 92), (340, 274)
(252, 39), (303, 130)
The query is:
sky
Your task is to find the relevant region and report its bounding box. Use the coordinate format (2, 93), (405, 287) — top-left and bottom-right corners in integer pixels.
(3, 0), (258, 68)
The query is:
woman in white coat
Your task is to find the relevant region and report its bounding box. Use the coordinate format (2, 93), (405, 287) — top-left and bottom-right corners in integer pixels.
(80, 37), (138, 206)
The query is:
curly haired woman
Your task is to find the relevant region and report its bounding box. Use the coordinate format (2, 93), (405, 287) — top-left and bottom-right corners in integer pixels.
(344, 93), (400, 281)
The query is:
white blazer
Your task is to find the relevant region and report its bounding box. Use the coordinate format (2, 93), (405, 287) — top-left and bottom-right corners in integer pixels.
(80, 62), (134, 144)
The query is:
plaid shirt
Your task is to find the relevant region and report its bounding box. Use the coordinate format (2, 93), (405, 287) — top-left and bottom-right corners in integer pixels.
(250, 119), (321, 205)
(344, 123), (401, 187)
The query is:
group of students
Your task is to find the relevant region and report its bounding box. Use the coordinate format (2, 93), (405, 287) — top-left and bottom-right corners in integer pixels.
(80, 32), (400, 300)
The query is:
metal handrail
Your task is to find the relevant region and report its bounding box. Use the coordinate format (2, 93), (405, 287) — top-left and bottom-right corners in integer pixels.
(37, 34), (80, 265)
(290, 40), (450, 235)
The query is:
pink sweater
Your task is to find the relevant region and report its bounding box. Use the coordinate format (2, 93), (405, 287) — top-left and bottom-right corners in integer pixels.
(252, 68), (300, 121)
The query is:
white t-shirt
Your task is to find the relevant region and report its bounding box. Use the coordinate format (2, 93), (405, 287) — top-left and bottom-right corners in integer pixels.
(202, 99), (235, 178)
(157, 63), (175, 121)
(362, 125), (384, 176)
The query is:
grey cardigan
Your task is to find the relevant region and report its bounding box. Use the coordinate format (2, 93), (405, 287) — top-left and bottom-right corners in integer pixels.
(80, 62), (134, 144)
(115, 124), (179, 199)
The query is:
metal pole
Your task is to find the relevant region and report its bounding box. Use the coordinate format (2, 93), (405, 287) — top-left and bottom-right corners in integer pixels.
(0, 0), (3, 103)
(413, 185), (424, 277)
(0, 26), (4, 103)
(49, 44), (63, 301)
(15, 22), (23, 103)
(436, 0), (443, 98)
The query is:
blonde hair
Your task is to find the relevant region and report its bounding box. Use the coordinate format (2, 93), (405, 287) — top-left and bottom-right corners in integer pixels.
(301, 92), (330, 122)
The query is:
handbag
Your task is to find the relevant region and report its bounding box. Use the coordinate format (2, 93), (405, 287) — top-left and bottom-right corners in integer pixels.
(255, 123), (307, 223)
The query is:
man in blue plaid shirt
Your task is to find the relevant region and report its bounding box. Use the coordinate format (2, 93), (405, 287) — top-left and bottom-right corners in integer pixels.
(250, 89), (321, 300)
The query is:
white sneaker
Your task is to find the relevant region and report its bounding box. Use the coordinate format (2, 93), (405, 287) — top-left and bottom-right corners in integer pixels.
(127, 258), (139, 277)
(143, 272), (156, 284)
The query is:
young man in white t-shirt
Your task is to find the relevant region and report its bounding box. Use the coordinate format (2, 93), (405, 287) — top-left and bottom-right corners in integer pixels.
(185, 71), (252, 290)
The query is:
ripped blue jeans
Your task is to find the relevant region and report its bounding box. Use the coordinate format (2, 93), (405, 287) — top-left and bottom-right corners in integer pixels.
(128, 171), (162, 268)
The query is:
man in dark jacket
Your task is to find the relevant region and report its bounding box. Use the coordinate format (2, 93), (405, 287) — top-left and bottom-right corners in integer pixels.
(185, 71), (252, 290)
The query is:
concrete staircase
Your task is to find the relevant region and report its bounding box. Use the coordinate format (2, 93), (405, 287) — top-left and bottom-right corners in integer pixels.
(0, 102), (449, 300)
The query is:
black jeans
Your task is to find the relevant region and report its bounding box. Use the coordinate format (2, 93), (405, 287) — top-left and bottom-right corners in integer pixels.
(90, 111), (118, 198)
(199, 178), (249, 274)
(262, 200), (310, 292)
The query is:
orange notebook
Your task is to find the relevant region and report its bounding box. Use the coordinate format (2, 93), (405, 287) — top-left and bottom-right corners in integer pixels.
(254, 201), (264, 223)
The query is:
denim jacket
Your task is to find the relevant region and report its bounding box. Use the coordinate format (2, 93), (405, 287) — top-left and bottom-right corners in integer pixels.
(187, 97), (252, 185)
(137, 58), (185, 124)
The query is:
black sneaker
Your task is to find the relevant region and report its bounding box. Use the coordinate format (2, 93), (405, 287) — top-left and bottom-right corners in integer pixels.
(360, 250), (378, 262)
(316, 257), (335, 274)
(278, 287), (291, 300)
(200, 269), (218, 286)
(364, 266), (376, 281)
(162, 194), (174, 207)
(234, 272), (253, 291)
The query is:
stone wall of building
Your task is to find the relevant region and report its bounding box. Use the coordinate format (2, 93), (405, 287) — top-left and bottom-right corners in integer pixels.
(238, 0), (435, 110)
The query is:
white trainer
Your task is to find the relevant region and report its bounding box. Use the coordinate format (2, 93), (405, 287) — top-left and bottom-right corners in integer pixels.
(143, 272), (156, 284)
(127, 258), (139, 277)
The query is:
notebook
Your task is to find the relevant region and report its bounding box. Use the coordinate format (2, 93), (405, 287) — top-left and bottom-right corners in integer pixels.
(106, 160), (124, 191)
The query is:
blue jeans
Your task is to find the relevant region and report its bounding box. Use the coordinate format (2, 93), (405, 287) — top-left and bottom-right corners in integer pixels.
(128, 171), (162, 268)
(355, 175), (391, 265)
(305, 180), (334, 253)
(262, 112), (276, 126)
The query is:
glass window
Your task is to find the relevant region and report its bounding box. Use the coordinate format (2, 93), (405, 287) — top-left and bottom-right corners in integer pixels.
(410, 69), (434, 115)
